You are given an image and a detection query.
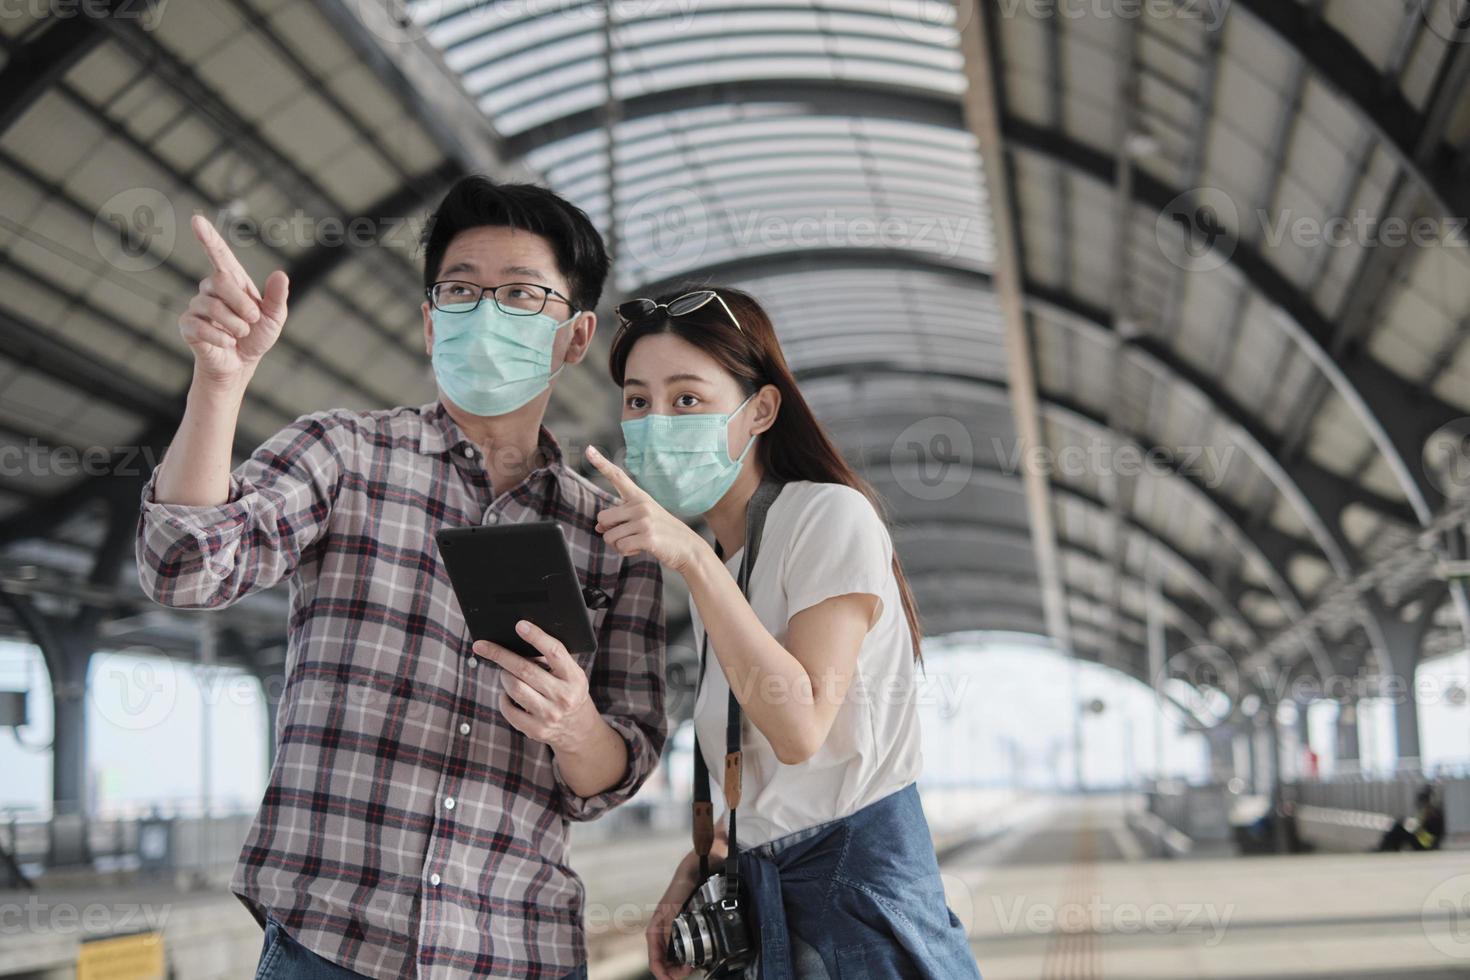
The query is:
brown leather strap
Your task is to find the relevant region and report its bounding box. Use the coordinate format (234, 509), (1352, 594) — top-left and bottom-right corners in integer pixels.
(693, 801), (714, 857)
(724, 751), (743, 810)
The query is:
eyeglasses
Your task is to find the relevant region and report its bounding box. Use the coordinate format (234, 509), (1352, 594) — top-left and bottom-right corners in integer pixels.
(615, 289), (743, 334)
(426, 280), (575, 316)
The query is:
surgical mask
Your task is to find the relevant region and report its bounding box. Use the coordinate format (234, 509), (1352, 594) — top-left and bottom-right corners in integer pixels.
(430, 303), (577, 417)
(622, 394), (757, 517)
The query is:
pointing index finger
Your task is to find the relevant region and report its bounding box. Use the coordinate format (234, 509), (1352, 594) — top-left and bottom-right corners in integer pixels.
(585, 445), (645, 502)
(192, 215), (261, 301)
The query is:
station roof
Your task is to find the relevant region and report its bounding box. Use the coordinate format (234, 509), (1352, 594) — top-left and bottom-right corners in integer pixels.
(1, 0), (1467, 702)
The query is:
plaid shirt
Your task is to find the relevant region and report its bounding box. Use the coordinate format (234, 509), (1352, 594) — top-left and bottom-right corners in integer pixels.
(136, 401), (667, 979)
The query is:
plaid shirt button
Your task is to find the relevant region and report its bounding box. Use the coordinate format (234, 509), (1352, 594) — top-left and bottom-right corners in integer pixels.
(459, 722), (470, 735)
(444, 797), (455, 810)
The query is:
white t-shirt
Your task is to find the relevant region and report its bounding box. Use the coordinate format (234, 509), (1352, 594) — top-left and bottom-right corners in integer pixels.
(689, 481), (924, 847)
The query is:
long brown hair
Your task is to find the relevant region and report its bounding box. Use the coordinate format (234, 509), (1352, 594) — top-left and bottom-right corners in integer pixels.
(608, 285), (924, 661)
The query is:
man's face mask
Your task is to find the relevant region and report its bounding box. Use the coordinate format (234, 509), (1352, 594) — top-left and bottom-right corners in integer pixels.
(430, 301), (579, 417)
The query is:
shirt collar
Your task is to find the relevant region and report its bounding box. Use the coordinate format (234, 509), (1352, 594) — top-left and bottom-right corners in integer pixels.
(416, 400), (566, 473)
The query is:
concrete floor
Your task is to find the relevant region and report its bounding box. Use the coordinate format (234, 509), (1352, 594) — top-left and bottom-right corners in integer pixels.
(5, 793), (1465, 979)
(950, 795), (1470, 979)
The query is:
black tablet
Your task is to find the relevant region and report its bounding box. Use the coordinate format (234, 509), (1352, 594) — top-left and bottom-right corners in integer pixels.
(434, 521), (599, 659)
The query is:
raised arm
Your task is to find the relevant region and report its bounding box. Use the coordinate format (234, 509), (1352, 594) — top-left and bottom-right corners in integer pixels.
(137, 218), (340, 610)
(152, 216), (289, 506)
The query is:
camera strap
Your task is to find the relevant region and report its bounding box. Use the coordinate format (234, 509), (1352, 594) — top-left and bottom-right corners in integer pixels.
(691, 479), (782, 892)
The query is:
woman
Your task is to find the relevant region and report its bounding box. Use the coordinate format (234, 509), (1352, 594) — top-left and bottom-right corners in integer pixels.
(583, 286), (981, 979)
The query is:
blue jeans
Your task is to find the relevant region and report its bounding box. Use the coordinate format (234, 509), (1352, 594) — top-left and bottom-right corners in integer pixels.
(254, 917), (587, 980)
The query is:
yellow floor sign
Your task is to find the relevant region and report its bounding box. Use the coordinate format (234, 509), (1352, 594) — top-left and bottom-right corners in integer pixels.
(76, 931), (165, 980)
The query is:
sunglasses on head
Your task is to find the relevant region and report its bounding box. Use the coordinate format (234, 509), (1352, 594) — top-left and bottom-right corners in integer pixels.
(615, 289), (744, 335)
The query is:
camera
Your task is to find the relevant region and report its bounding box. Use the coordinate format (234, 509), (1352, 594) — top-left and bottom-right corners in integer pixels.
(667, 872), (753, 975)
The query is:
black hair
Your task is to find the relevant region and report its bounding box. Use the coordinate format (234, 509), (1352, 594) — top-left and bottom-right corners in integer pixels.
(420, 176), (610, 312)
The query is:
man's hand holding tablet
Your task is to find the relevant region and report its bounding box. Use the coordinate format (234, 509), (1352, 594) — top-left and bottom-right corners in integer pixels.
(475, 621), (602, 751)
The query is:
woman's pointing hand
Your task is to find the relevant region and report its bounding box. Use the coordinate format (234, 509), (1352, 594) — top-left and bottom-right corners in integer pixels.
(587, 446), (708, 574)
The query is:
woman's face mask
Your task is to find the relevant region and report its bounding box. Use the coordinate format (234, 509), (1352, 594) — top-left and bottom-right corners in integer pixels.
(621, 393), (758, 517)
(431, 302), (578, 417)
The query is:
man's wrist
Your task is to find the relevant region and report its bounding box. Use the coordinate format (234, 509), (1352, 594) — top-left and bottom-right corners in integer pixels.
(189, 363), (253, 406)
(550, 697), (608, 756)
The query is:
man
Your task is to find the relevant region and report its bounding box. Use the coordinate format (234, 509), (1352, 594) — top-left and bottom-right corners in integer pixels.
(1377, 784), (1445, 852)
(136, 178), (667, 979)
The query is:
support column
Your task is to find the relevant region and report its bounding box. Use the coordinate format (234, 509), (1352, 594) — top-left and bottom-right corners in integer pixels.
(1247, 718), (1264, 794)
(50, 658), (88, 813)
(1378, 611), (1436, 767)
(1205, 727), (1234, 783)
(1296, 701), (1315, 779)
(1335, 701), (1359, 770)
(1265, 703), (1289, 854)
(1232, 728), (1252, 789)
